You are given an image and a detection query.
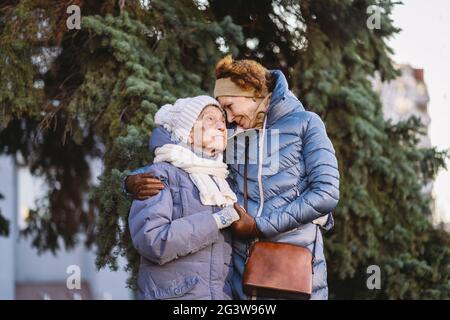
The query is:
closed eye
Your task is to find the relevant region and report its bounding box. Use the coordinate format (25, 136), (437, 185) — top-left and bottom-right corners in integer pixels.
(224, 104), (234, 113)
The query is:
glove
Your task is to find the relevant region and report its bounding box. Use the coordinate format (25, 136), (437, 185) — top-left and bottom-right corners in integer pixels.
(230, 203), (263, 239)
(213, 205), (240, 230)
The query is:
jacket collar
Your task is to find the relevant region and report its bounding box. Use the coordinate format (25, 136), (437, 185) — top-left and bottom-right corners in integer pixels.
(265, 70), (305, 127)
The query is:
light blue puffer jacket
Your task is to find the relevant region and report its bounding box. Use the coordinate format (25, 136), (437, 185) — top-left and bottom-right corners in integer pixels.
(128, 130), (234, 300)
(226, 70), (339, 300)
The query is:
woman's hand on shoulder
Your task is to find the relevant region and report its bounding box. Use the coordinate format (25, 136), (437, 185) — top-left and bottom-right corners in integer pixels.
(126, 172), (165, 200)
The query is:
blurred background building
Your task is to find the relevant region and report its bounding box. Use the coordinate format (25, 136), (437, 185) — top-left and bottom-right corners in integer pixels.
(0, 156), (132, 300)
(372, 64), (449, 228)
(387, 0), (450, 231)
(373, 64), (431, 148)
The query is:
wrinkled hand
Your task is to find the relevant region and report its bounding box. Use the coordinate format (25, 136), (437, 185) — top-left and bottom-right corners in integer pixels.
(126, 173), (165, 200)
(230, 203), (263, 239)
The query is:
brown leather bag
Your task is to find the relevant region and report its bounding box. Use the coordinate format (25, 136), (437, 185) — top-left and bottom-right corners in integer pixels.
(242, 230), (317, 299)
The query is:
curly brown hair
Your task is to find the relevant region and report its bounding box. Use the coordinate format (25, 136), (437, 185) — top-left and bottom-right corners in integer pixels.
(215, 55), (274, 97)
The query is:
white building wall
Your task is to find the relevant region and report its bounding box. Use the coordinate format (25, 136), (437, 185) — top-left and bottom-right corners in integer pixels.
(15, 235), (132, 299)
(84, 250), (133, 300)
(0, 155), (133, 300)
(0, 156), (17, 300)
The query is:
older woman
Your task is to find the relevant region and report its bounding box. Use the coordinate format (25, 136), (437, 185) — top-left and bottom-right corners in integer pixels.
(128, 95), (240, 300)
(127, 57), (339, 299)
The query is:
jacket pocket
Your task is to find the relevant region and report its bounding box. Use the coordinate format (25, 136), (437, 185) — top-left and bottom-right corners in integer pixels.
(171, 188), (183, 220)
(151, 276), (199, 300)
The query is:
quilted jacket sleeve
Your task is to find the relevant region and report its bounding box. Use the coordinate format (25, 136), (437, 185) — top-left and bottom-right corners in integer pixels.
(128, 165), (220, 265)
(256, 112), (340, 238)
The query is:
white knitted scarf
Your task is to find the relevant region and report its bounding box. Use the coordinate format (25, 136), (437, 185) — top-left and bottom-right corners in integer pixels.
(153, 144), (237, 207)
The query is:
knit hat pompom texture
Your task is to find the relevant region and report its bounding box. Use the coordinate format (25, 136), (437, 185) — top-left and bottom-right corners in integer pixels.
(155, 95), (221, 144)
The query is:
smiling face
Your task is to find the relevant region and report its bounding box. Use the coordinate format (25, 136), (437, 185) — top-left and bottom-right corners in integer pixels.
(217, 96), (263, 129)
(189, 105), (227, 155)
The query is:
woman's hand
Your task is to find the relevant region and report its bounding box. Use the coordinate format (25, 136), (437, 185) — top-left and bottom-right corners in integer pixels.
(126, 173), (165, 200)
(230, 203), (263, 239)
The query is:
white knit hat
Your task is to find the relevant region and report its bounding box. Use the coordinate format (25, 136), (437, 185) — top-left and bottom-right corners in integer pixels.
(154, 95), (221, 144)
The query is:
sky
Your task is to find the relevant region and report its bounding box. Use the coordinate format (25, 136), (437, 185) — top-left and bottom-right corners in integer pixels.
(388, 0), (450, 223)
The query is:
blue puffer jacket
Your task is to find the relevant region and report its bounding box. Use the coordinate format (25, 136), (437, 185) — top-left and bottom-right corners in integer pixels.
(226, 70), (339, 300)
(128, 130), (234, 300)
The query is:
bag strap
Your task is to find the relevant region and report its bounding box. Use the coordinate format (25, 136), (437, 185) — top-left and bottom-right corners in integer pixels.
(311, 224), (319, 274)
(243, 136), (249, 212)
(243, 136), (259, 252)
